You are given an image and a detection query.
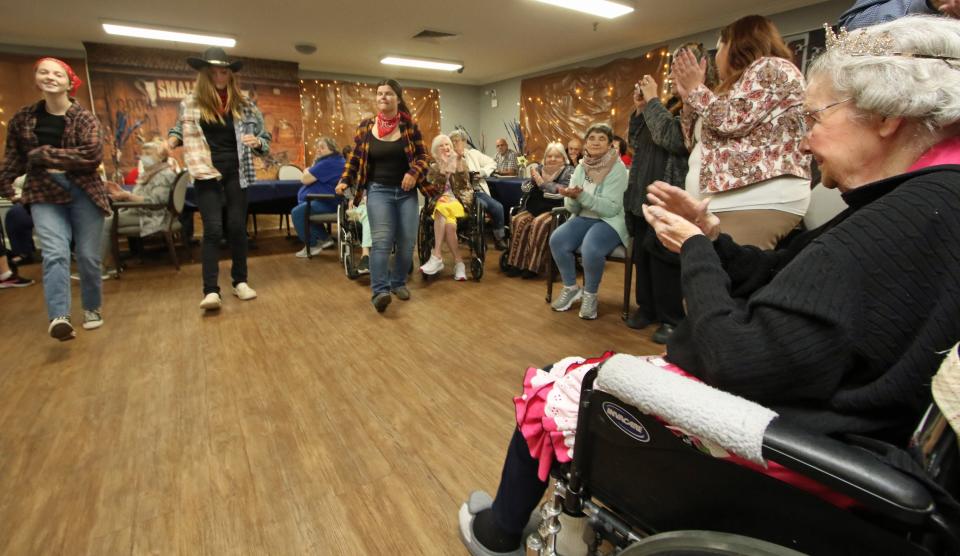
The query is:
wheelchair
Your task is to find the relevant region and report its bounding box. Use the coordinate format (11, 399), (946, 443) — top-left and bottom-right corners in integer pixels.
(524, 365), (960, 555)
(336, 194), (366, 280)
(417, 173), (487, 281)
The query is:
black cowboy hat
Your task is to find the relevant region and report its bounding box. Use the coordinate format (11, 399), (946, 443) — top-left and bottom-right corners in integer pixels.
(186, 47), (243, 72)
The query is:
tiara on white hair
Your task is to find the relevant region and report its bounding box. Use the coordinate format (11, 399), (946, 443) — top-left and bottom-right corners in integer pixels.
(824, 23), (960, 66)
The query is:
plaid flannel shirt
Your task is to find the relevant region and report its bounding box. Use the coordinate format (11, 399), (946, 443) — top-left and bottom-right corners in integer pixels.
(339, 115), (429, 201)
(0, 99), (111, 215)
(168, 94), (271, 188)
(494, 149), (519, 174)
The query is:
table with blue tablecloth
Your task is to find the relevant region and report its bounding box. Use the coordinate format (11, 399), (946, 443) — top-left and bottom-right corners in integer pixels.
(485, 176), (526, 216)
(185, 179), (303, 237)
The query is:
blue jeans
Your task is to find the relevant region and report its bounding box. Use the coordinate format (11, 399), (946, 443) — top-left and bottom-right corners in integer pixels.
(291, 200), (332, 246)
(549, 216), (622, 294)
(366, 182), (418, 295)
(32, 175), (105, 319)
(476, 191), (505, 238)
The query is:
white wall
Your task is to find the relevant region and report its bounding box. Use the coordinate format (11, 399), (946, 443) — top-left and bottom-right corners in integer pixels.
(474, 0), (850, 159)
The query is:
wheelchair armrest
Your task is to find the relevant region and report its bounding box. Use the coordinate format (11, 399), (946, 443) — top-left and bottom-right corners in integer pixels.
(305, 193), (337, 200)
(112, 201), (166, 210)
(762, 419), (934, 522)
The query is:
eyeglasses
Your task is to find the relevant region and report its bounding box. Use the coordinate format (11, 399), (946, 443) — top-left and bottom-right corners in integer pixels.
(801, 98), (853, 132)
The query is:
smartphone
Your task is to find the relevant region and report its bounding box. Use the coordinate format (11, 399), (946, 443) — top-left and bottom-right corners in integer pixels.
(635, 82), (643, 99)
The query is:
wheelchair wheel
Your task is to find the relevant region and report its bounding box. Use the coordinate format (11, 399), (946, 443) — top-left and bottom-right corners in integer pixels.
(470, 257), (484, 281)
(337, 205), (347, 263)
(344, 247), (359, 280)
(619, 531), (804, 556)
(499, 250), (510, 272)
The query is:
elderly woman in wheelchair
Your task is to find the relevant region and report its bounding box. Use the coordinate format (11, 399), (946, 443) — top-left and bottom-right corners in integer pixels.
(419, 134), (475, 281)
(459, 16), (960, 556)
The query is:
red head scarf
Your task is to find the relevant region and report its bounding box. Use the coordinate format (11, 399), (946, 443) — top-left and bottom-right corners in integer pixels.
(34, 57), (83, 96)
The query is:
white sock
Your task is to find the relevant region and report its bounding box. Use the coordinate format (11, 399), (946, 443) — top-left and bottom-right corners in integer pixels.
(0, 270), (12, 281)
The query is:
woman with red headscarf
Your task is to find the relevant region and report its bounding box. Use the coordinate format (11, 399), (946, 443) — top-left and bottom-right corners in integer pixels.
(0, 58), (110, 341)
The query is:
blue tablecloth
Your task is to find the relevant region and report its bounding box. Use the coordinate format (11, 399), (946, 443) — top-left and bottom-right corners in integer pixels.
(485, 176), (526, 214)
(185, 179), (302, 207)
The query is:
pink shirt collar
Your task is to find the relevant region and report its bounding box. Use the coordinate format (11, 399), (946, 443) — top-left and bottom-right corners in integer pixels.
(907, 136), (960, 172)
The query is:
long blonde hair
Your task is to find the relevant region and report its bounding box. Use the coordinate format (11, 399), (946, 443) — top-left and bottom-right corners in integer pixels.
(193, 67), (246, 124)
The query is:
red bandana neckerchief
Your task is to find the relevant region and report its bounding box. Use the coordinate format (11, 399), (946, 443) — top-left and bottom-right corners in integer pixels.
(376, 112), (400, 138)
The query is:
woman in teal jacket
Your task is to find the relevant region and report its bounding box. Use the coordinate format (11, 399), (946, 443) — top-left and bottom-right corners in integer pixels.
(548, 123), (629, 320)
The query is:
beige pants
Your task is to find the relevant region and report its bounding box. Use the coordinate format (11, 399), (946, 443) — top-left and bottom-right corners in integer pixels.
(715, 210), (802, 250)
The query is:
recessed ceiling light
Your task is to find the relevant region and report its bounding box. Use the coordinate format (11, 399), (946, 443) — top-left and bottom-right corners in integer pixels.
(533, 0), (633, 19)
(102, 22), (236, 47)
(380, 56), (463, 72)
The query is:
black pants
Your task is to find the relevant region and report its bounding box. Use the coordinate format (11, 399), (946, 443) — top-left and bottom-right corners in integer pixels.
(4, 204), (35, 258)
(491, 429), (549, 534)
(626, 212), (684, 326)
(195, 166), (248, 295)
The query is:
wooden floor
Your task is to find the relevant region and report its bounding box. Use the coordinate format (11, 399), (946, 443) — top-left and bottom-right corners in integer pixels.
(0, 230), (660, 555)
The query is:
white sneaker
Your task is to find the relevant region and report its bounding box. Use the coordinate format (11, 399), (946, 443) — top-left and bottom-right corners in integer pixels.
(419, 254), (444, 276)
(82, 309), (104, 330)
(200, 292), (222, 310)
(318, 238), (335, 250)
(233, 282), (257, 301)
(453, 261), (467, 281)
(48, 316), (76, 341)
(295, 244), (327, 258)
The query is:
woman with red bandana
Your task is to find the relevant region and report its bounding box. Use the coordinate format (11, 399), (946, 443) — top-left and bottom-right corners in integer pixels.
(0, 57), (110, 341)
(336, 79), (428, 313)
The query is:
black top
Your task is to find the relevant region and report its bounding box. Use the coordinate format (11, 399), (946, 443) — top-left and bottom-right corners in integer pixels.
(525, 164), (572, 216)
(666, 166), (960, 444)
(367, 135), (408, 187)
(200, 112), (238, 171)
(34, 109), (66, 148)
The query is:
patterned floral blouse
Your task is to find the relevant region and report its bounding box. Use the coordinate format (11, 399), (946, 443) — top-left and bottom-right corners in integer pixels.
(681, 56), (811, 194)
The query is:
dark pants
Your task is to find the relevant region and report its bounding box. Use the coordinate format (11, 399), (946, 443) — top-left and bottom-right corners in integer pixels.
(627, 212), (684, 326)
(4, 204), (35, 258)
(195, 167), (248, 295)
(492, 429), (549, 534)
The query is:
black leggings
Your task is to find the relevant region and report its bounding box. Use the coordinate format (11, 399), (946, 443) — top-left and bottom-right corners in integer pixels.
(195, 167), (248, 294)
(491, 429), (550, 534)
(627, 212), (684, 326)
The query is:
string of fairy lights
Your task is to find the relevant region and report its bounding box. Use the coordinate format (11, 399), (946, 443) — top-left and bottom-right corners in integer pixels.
(298, 79), (442, 162)
(518, 47), (672, 160)
(297, 48), (670, 163)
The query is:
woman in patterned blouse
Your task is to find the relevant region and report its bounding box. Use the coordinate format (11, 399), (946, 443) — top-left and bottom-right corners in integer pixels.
(671, 15), (811, 250)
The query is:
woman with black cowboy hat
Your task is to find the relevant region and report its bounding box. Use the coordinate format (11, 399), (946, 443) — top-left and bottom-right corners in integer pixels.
(167, 47), (272, 312)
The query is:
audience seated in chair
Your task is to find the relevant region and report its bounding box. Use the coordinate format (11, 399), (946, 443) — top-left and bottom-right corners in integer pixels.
(102, 140), (178, 273)
(293, 136), (345, 258)
(458, 15), (960, 556)
(450, 130), (507, 251)
(504, 142), (572, 279)
(419, 134), (472, 281)
(4, 176), (36, 265)
(548, 123), (629, 320)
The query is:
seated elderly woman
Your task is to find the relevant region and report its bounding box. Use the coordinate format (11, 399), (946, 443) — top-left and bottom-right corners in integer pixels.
(293, 136), (345, 258)
(548, 123), (629, 320)
(419, 134), (473, 281)
(458, 16), (960, 556)
(102, 140), (178, 273)
(503, 142), (573, 278)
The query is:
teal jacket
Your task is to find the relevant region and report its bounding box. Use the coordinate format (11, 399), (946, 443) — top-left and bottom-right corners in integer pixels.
(564, 161), (630, 245)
